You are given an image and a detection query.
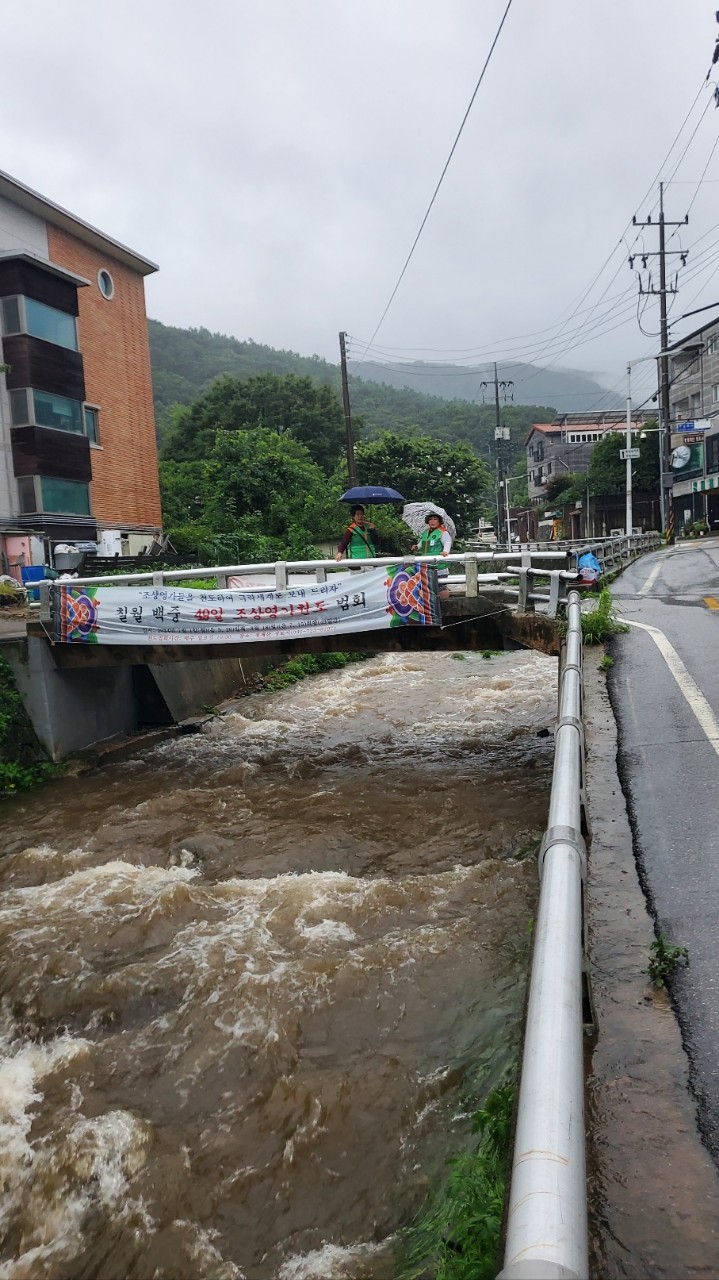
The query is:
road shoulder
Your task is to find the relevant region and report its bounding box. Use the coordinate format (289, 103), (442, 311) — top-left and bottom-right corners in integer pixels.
(583, 647), (719, 1278)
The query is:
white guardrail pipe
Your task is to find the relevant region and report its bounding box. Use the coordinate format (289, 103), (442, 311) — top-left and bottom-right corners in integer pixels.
(499, 591), (588, 1280)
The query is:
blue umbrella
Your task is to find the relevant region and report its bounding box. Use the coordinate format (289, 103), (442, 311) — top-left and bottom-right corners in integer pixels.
(339, 485), (405, 504)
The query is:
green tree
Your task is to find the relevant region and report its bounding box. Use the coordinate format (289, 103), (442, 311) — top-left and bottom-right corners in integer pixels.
(588, 423), (659, 495)
(353, 432), (492, 535)
(159, 459), (210, 527)
(162, 372), (346, 474)
(206, 427), (337, 543)
(544, 471), (585, 505)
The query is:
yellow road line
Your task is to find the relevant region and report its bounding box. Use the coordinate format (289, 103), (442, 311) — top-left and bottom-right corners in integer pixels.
(703, 597), (719, 610)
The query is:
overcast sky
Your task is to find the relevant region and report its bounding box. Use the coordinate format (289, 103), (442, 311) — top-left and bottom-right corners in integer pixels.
(3, 1), (719, 398)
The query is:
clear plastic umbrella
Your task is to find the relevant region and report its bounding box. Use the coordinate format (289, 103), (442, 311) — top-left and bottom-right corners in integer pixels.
(401, 502), (456, 541)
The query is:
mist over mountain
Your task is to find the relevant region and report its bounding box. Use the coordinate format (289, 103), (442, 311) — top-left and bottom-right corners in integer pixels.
(351, 358), (620, 413)
(148, 320), (619, 467)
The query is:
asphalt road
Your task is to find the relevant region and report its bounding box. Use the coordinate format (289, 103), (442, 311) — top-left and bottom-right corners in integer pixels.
(610, 538), (719, 1160)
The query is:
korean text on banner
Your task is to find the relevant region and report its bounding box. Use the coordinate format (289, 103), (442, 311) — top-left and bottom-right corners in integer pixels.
(47, 564), (442, 645)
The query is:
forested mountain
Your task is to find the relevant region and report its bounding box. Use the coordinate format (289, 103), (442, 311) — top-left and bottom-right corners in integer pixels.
(148, 319), (614, 465)
(352, 358), (620, 414)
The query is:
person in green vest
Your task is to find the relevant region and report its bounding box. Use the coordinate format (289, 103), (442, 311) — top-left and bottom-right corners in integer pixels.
(415, 511), (453, 598)
(335, 505), (379, 561)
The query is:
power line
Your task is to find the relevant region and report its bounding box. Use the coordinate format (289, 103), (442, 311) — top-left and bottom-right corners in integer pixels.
(351, 0), (514, 369)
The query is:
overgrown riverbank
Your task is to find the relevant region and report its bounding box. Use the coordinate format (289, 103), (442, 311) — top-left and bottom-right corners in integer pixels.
(0, 654), (57, 796)
(398, 1079), (516, 1280)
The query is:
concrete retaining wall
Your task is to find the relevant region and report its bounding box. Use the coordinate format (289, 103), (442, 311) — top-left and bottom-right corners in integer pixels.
(3, 639), (275, 760)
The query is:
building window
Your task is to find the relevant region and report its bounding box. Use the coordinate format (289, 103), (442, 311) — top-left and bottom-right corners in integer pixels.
(0, 294), (78, 350)
(10, 387), (87, 436)
(97, 269), (115, 300)
(16, 477), (37, 513)
(713, 385), (719, 404)
(1, 296), (21, 335)
(83, 405), (100, 445)
(9, 388), (30, 425)
(708, 434), (719, 474)
(707, 335), (718, 355)
(33, 389), (84, 434)
(16, 475), (91, 516)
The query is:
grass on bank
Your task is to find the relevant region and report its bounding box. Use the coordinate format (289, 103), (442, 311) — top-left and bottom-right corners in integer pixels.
(259, 651), (370, 691)
(0, 655), (58, 797)
(397, 1082), (515, 1280)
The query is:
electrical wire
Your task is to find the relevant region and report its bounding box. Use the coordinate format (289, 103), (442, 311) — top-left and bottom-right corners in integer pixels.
(351, 0), (514, 370)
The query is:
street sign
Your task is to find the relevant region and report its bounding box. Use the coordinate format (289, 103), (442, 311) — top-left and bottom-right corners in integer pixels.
(678, 419), (710, 434)
(620, 447), (641, 460)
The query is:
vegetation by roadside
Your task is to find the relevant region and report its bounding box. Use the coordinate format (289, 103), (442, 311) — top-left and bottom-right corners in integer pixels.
(580, 588), (628, 645)
(645, 935), (690, 989)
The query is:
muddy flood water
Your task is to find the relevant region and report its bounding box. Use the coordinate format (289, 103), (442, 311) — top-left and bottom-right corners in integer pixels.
(0, 650), (557, 1280)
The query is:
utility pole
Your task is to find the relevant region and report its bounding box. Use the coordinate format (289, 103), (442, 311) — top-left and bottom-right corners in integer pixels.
(480, 363), (514, 543)
(494, 363), (504, 542)
(338, 331), (357, 486)
(631, 185), (688, 536)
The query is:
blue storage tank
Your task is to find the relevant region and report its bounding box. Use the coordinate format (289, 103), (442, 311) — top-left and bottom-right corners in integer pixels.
(21, 566), (46, 602)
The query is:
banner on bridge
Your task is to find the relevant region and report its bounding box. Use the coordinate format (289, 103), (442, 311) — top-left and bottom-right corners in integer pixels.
(48, 563), (442, 645)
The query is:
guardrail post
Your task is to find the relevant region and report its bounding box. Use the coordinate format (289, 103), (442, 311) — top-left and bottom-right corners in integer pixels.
(216, 573), (227, 589)
(315, 566), (327, 583)
(152, 572), (164, 587)
(517, 568), (529, 612)
(548, 572), (561, 618)
(275, 562), (288, 590)
(465, 555), (478, 597)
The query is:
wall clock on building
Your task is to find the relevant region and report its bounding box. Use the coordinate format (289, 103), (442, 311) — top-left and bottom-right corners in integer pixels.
(670, 445), (691, 471)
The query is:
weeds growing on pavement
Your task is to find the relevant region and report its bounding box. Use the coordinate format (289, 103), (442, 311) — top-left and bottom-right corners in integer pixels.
(580, 588), (628, 645)
(644, 934), (689, 988)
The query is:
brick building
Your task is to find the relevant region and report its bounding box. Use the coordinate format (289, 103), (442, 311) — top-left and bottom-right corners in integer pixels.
(0, 169), (161, 576)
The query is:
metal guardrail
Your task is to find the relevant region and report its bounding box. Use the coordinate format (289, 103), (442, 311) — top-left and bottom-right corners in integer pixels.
(500, 589), (588, 1280)
(49, 534), (659, 622)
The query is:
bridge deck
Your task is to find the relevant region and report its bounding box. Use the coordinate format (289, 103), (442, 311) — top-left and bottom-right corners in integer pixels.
(27, 595), (561, 666)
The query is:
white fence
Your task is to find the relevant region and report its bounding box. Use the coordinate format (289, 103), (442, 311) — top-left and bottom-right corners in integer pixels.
(48, 534), (660, 622)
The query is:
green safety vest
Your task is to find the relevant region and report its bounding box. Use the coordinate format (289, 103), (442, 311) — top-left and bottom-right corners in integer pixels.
(347, 523), (376, 559)
(419, 526), (445, 556)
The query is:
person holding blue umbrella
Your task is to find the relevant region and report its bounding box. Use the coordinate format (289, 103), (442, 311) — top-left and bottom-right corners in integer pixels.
(335, 485), (405, 561)
(335, 505), (379, 560)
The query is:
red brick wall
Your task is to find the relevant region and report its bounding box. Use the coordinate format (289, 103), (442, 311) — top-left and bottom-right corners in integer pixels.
(46, 225), (162, 530)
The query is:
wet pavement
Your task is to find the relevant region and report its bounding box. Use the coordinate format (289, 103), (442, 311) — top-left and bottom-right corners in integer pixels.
(584, 650), (719, 1278)
(610, 540), (719, 1164)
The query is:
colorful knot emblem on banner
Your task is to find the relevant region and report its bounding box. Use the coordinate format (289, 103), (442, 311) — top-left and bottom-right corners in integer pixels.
(385, 564), (439, 625)
(61, 589), (101, 642)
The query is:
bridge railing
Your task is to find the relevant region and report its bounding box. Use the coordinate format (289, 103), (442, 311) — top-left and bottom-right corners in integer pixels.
(500, 588), (589, 1280)
(53, 534), (657, 622)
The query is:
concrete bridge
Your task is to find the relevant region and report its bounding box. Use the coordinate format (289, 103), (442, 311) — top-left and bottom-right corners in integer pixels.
(4, 535), (658, 760)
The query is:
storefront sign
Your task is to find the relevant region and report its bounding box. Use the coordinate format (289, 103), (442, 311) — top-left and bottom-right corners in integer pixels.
(48, 563), (442, 645)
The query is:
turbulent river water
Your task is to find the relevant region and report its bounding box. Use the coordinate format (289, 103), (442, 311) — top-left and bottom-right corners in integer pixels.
(0, 650), (556, 1280)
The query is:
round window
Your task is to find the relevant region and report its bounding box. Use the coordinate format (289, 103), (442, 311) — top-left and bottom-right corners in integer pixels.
(97, 269), (115, 300)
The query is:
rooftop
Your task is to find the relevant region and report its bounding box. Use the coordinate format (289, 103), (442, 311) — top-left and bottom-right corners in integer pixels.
(0, 170), (158, 277)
